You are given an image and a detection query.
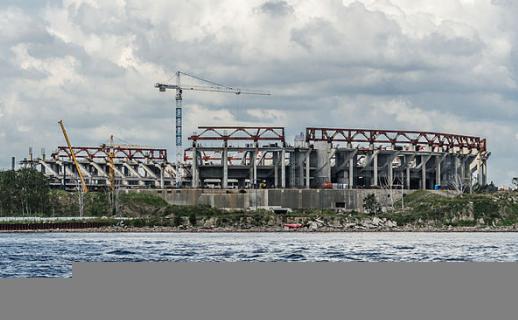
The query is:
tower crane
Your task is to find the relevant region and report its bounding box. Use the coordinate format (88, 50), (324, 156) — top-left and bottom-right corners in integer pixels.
(155, 71), (270, 187)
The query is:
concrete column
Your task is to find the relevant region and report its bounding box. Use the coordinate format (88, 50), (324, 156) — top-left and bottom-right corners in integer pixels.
(372, 152), (378, 187)
(460, 157), (466, 184)
(191, 147), (198, 188)
(349, 157), (354, 189)
(160, 165), (164, 189)
(421, 155), (427, 190)
(476, 155), (482, 185)
(298, 153), (304, 188)
(406, 166), (411, 190)
(250, 149), (257, 188)
(222, 146), (228, 189)
(436, 155), (441, 187)
(281, 149), (286, 188)
(454, 156), (459, 180)
(305, 151), (310, 189)
(388, 159), (393, 187)
(482, 160), (488, 186)
(274, 152), (278, 188)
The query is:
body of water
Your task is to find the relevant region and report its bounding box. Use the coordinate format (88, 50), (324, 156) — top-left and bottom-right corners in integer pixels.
(1, 232), (518, 278)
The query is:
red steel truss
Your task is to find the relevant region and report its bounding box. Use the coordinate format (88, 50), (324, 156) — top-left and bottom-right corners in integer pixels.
(189, 126), (285, 143)
(53, 146), (168, 161)
(306, 128), (487, 152)
(184, 150), (275, 163)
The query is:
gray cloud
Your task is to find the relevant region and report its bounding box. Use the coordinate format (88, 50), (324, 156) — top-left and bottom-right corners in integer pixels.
(0, 0), (517, 185)
(258, 0), (294, 17)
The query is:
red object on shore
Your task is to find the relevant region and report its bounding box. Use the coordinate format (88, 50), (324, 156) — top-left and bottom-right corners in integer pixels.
(284, 223), (303, 229)
(322, 181), (333, 189)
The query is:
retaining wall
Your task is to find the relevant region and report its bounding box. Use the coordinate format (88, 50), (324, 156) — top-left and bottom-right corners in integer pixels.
(142, 188), (412, 211)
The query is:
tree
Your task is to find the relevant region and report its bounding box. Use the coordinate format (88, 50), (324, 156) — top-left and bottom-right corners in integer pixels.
(0, 169), (50, 216)
(363, 194), (382, 215)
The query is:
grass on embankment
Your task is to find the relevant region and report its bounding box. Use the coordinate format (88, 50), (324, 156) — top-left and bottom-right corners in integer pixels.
(385, 190), (518, 227)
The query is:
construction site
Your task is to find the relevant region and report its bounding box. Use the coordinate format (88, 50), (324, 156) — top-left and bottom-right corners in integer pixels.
(19, 71), (490, 211)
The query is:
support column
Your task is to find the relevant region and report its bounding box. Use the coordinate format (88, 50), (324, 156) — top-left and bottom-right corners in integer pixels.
(349, 157), (354, 189)
(250, 149), (257, 188)
(476, 155), (482, 185)
(274, 152), (279, 188)
(281, 149), (286, 188)
(372, 152), (378, 187)
(436, 155), (441, 187)
(454, 156), (459, 180)
(191, 147), (198, 188)
(388, 159), (393, 187)
(421, 155), (427, 190)
(222, 144), (228, 189)
(253, 148), (258, 188)
(160, 165), (164, 189)
(406, 166), (411, 190)
(298, 153), (304, 188)
(460, 157), (466, 185)
(482, 160), (488, 186)
(305, 151), (310, 189)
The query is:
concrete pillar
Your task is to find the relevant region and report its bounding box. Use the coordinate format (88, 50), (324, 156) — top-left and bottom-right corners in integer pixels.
(254, 150), (258, 188)
(388, 159), (393, 187)
(274, 152), (279, 188)
(191, 147), (198, 188)
(436, 155), (441, 187)
(281, 149), (286, 188)
(421, 155), (427, 190)
(349, 157), (354, 189)
(406, 166), (411, 190)
(460, 157), (466, 184)
(298, 153), (304, 188)
(222, 146), (228, 189)
(454, 156), (459, 180)
(251, 149), (257, 188)
(372, 152), (378, 187)
(160, 165), (164, 189)
(476, 155), (482, 185)
(482, 160), (487, 186)
(305, 151), (310, 189)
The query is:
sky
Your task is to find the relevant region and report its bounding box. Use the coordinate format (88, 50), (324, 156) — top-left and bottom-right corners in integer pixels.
(1, 0), (518, 185)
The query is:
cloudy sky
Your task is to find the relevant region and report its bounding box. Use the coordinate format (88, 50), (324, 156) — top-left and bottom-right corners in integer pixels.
(1, 0), (517, 185)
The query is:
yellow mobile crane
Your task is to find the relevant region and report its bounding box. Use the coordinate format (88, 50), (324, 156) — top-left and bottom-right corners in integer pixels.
(58, 120), (88, 193)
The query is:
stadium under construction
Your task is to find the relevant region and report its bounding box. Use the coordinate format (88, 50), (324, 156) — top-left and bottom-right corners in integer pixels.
(22, 125), (489, 192)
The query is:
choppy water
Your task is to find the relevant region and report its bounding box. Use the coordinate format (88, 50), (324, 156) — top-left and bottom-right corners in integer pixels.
(1, 232), (518, 278)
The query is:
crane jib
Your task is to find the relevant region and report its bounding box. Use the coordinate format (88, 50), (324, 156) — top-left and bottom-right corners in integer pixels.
(155, 71), (271, 187)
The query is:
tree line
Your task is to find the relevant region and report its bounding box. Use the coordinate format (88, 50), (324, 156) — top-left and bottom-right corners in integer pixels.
(0, 168), (50, 216)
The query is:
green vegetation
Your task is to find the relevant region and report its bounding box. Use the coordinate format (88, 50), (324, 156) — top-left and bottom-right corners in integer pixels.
(363, 194), (382, 215)
(2, 169), (518, 229)
(0, 169), (50, 215)
(386, 190), (518, 227)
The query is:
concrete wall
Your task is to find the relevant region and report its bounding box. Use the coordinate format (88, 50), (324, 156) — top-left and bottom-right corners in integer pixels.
(145, 188), (411, 212)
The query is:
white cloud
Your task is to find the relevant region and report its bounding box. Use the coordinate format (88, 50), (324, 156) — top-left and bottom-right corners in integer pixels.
(0, 0), (517, 185)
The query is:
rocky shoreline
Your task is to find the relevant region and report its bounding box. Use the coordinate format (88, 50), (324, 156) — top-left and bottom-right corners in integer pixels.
(3, 224), (518, 233)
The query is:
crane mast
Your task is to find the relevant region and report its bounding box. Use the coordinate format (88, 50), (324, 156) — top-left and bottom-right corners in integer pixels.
(155, 71), (270, 188)
(175, 71), (183, 180)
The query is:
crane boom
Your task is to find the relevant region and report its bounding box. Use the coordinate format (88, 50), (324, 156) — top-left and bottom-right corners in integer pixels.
(155, 71), (270, 187)
(58, 120), (88, 193)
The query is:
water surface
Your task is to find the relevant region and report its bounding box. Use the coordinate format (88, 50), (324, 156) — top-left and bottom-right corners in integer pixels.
(1, 232), (517, 278)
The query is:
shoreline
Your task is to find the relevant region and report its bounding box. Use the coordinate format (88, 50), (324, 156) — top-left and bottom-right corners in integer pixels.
(2, 226), (518, 233)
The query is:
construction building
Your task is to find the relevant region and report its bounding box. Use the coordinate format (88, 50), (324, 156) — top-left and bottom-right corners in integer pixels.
(21, 145), (176, 190)
(22, 126), (489, 192)
(187, 126), (489, 191)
